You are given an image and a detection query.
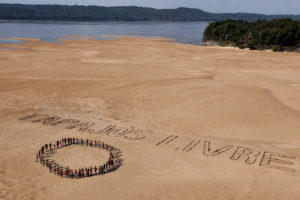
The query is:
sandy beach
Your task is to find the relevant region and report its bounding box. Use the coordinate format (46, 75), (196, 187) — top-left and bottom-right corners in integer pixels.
(0, 37), (299, 200)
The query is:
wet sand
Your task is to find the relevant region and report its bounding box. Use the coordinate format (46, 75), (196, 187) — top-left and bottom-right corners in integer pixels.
(0, 37), (300, 200)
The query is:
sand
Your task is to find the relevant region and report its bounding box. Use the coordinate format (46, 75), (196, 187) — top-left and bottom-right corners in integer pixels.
(0, 37), (300, 200)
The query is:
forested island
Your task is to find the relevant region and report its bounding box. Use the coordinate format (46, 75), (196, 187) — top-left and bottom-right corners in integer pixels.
(203, 19), (300, 52)
(0, 4), (300, 21)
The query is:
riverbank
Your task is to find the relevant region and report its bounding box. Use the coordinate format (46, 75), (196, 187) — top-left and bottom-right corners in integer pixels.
(0, 37), (300, 200)
(203, 19), (300, 53)
(203, 40), (300, 52)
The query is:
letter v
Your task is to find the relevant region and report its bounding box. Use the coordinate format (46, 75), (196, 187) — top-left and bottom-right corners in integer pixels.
(203, 140), (234, 157)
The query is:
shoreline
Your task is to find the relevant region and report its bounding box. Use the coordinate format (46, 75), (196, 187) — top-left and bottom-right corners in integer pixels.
(1, 36), (300, 200)
(203, 40), (300, 53)
(2, 36), (299, 54)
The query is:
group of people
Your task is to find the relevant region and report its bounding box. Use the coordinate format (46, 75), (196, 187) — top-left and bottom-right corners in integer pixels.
(36, 137), (116, 178)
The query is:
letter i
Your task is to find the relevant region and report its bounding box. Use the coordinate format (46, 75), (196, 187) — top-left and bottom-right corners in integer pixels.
(156, 135), (178, 146)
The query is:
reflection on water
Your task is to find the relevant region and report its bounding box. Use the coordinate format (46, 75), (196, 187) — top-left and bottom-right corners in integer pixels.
(0, 20), (209, 45)
(0, 47), (24, 50)
(0, 39), (23, 44)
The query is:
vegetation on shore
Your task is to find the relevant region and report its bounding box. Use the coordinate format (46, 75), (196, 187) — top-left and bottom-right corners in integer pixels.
(0, 4), (300, 21)
(203, 19), (300, 51)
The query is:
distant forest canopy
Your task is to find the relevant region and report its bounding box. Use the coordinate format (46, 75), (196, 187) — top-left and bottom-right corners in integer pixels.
(203, 19), (300, 51)
(0, 4), (300, 21)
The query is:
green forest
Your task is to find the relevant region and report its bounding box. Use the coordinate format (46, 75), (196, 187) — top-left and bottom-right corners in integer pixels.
(203, 19), (300, 51)
(0, 4), (300, 21)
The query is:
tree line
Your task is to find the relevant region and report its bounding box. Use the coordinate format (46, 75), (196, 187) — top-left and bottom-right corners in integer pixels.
(203, 19), (300, 51)
(0, 4), (300, 21)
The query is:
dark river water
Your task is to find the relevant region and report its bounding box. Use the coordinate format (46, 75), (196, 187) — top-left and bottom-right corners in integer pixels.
(0, 20), (209, 45)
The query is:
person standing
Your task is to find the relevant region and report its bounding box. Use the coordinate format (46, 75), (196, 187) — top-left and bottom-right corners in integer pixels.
(57, 168), (59, 176)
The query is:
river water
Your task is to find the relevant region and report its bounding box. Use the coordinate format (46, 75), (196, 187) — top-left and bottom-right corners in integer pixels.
(0, 20), (209, 45)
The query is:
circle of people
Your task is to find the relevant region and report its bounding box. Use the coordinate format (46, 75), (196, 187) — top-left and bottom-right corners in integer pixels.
(36, 137), (115, 178)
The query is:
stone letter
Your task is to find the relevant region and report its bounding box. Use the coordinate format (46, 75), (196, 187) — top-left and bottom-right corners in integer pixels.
(203, 140), (234, 157)
(66, 122), (95, 132)
(124, 130), (152, 140)
(32, 116), (61, 125)
(230, 147), (260, 164)
(107, 126), (134, 137)
(18, 113), (47, 120)
(93, 125), (116, 134)
(50, 119), (80, 126)
(156, 135), (178, 146)
(260, 151), (296, 173)
(182, 140), (201, 152)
